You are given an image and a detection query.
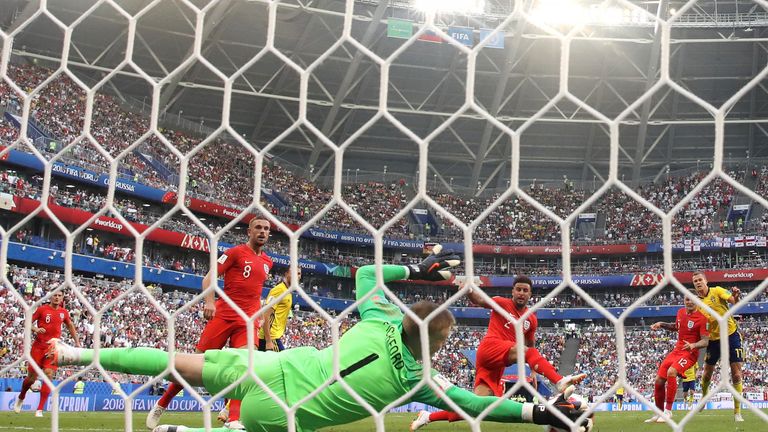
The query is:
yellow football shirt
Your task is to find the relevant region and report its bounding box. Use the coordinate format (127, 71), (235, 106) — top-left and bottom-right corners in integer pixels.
(682, 361), (697, 382)
(616, 387), (624, 396)
(258, 281), (293, 340)
(698, 286), (737, 341)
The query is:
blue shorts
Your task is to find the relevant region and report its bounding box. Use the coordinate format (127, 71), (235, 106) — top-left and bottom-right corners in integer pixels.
(682, 380), (696, 392)
(705, 331), (743, 366)
(258, 338), (284, 352)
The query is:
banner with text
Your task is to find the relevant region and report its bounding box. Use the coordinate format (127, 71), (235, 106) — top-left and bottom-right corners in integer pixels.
(0, 146), (169, 202)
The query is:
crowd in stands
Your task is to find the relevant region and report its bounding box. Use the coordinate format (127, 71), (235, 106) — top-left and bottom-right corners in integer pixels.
(3, 64), (768, 247)
(1, 263), (766, 399)
(574, 316), (768, 401)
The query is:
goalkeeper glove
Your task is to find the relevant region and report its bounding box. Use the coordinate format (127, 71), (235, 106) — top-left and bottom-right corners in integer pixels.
(407, 244), (461, 281)
(530, 386), (594, 432)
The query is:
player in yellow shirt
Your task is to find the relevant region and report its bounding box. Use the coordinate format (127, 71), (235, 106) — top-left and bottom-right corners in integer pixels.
(615, 387), (625, 410)
(681, 362), (697, 409)
(259, 267), (299, 352)
(692, 271), (744, 422)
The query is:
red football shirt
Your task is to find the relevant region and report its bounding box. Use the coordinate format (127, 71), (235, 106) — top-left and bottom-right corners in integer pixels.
(215, 244), (273, 320)
(482, 296), (537, 344)
(674, 307), (709, 355)
(32, 304), (71, 347)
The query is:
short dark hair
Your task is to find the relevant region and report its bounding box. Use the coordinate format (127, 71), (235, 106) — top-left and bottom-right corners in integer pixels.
(513, 275), (533, 287)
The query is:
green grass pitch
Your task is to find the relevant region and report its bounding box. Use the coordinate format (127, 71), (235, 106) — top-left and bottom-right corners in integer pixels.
(1, 410), (766, 431)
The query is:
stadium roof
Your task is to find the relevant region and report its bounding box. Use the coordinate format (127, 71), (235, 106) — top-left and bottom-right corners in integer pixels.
(2, 0), (767, 194)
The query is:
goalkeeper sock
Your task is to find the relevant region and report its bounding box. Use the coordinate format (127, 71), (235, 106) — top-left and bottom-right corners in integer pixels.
(158, 382), (184, 408)
(654, 381), (665, 411)
(664, 378), (677, 410)
(37, 383), (50, 411)
(78, 348), (169, 376)
(428, 411), (463, 422)
(734, 382), (743, 415)
(525, 348), (562, 384)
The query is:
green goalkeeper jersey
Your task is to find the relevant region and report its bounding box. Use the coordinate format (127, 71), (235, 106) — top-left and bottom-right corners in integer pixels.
(277, 264), (524, 431)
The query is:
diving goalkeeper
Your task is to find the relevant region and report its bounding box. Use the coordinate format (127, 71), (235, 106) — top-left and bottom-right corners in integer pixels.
(47, 246), (593, 432)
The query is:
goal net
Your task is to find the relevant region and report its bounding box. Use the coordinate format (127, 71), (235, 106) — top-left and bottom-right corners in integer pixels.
(1, 0), (767, 431)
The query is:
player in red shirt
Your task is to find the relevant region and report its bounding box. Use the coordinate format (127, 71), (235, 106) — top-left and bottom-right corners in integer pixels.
(412, 276), (586, 430)
(644, 295), (709, 423)
(13, 291), (80, 417)
(147, 217), (273, 430)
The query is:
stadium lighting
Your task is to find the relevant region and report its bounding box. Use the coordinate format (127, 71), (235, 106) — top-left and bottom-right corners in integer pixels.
(413, 0), (486, 15)
(529, 0), (649, 27)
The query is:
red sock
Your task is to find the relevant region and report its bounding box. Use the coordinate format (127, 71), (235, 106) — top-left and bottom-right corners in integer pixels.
(229, 399), (242, 421)
(36, 383), (50, 411)
(654, 380), (666, 411)
(19, 378), (34, 400)
(524, 348), (563, 384)
(428, 411), (463, 422)
(665, 378), (678, 411)
(157, 382), (184, 408)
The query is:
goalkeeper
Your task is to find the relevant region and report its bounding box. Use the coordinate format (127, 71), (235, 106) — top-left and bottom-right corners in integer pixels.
(48, 246), (592, 432)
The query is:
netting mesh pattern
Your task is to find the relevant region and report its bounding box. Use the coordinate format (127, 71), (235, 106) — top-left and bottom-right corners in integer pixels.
(1, 0), (767, 431)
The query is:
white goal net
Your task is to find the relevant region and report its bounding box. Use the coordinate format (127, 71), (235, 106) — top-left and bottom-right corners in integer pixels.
(1, 0), (767, 431)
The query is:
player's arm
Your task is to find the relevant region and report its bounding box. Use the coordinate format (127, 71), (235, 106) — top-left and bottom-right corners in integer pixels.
(356, 246), (460, 320)
(684, 318), (711, 351)
(65, 314), (81, 347)
(463, 282), (492, 308)
(650, 321), (676, 331)
(202, 269), (217, 320)
(202, 250), (236, 320)
(682, 335), (709, 351)
(31, 308), (45, 334)
(726, 286), (740, 304)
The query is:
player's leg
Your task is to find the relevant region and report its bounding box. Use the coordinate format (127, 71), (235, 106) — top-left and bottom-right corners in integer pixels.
(647, 355), (673, 423)
(728, 331), (745, 421)
(154, 389), (289, 432)
(701, 340), (719, 399)
(155, 349), (289, 432)
(415, 365), (501, 429)
(15, 368), (37, 413)
(506, 344), (586, 392)
(150, 318), (231, 429)
(221, 320), (259, 430)
(419, 340), (508, 428)
(17, 345), (47, 413)
(50, 339), (206, 384)
(664, 366), (680, 412)
(35, 367), (56, 416)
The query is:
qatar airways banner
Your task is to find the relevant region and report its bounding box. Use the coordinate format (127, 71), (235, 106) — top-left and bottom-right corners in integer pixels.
(0, 146), (170, 202)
